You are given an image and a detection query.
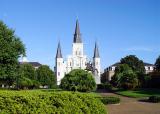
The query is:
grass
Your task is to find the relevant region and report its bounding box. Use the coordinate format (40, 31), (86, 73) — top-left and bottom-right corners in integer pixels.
(115, 88), (160, 98)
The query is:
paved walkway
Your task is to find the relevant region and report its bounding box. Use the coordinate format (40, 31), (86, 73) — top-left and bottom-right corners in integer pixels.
(98, 90), (160, 114)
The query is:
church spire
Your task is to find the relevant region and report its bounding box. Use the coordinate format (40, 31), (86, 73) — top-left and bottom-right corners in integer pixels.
(93, 42), (100, 58)
(56, 41), (62, 58)
(73, 19), (82, 43)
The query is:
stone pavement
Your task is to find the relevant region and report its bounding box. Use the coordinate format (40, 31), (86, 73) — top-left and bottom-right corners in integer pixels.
(98, 90), (160, 114)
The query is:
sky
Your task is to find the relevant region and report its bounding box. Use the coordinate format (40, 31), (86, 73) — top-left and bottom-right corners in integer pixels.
(0, 0), (160, 70)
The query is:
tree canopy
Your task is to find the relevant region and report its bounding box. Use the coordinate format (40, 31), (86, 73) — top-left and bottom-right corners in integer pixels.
(0, 21), (25, 85)
(120, 55), (145, 74)
(36, 65), (56, 88)
(60, 69), (96, 92)
(111, 64), (138, 89)
(17, 63), (39, 89)
(19, 63), (36, 80)
(111, 64), (137, 89)
(111, 55), (151, 89)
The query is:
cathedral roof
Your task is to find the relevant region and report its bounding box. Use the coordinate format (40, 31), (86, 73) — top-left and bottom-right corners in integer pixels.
(93, 42), (100, 58)
(56, 42), (62, 58)
(73, 20), (82, 43)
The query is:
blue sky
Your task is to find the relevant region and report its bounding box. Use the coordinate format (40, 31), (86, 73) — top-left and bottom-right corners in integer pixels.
(0, 0), (160, 70)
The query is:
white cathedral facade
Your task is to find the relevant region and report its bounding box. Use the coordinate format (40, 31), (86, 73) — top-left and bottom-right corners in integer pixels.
(54, 20), (101, 85)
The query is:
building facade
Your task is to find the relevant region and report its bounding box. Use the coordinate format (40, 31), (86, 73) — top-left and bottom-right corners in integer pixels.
(19, 57), (42, 69)
(55, 20), (101, 85)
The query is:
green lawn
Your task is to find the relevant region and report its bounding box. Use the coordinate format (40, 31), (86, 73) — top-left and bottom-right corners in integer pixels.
(116, 88), (160, 98)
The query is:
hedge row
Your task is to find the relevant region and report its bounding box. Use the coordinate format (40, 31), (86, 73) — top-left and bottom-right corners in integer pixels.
(98, 96), (120, 105)
(148, 96), (160, 103)
(0, 91), (106, 114)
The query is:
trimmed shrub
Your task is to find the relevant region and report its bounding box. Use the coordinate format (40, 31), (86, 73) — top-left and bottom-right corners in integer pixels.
(104, 82), (113, 90)
(60, 69), (96, 92)
(97, 84), (105, 89)
(98, 96), (120, 105)
(148, 96), (160, 103)
(0, 91), (106, 114)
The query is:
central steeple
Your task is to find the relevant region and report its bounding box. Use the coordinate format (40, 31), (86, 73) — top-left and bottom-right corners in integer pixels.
(73, 20), (82, 43)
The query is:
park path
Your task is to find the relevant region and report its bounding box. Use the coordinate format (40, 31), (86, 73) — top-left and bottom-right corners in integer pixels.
(97, 89), (160, 114)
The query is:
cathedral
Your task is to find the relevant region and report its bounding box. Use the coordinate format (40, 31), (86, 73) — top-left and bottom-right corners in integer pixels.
(54, 20), (101, 85)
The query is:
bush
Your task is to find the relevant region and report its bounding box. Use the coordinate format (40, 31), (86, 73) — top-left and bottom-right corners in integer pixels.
(148, 96), (160, 103)
(97, 84), (105, 89)
(60, 69), (96, 92)
(0, 90), (106, 114)
(98, 96), (120, 105)
(104, 82), (113, 90)
(148, 72), (160, 88)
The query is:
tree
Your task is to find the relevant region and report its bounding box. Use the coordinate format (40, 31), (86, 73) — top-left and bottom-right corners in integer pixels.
(36, 65), (56, 88)
(120, 55), (145, 74)
(0, 21), (25, 86)
(17, 63), (38, 89)
(111, 64), (132, 86)
(60, 69), (96, 92)
(19, 63), (36, 80)
(119, 69), (138, 90)
(18, 77), (33, 89)
(155, 56), (160, 71)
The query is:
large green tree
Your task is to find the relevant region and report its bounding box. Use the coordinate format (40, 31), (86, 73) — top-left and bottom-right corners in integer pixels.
(18, 63), (39, 89)
(120, 55), (145, 74)
(0, 21), (25, 86)
(111, 64), (132, 86)
(111, 64), (138, 89)
(60, 69), (96, 92)
(36, 65), (55, 88)
(155, 55), (160, 71)
(118, 69), (138, 90)
(19, 63), (36, 80)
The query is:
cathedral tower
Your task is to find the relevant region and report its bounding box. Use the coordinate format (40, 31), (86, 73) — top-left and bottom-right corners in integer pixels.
(72, 20), (84, 57)
(93, 42), (101, 84)
(71, 20), (86, 69)
(55, 42), (64, 85)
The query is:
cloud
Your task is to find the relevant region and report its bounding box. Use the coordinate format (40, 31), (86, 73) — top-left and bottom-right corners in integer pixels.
(124, 47), (153, 52)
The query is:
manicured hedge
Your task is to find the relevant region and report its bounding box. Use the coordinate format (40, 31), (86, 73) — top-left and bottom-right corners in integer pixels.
(148, 96), (160, 103)
(98, 96), (120, 105)
(60, 69), (96, 92)
(0, 90), (106, 114)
